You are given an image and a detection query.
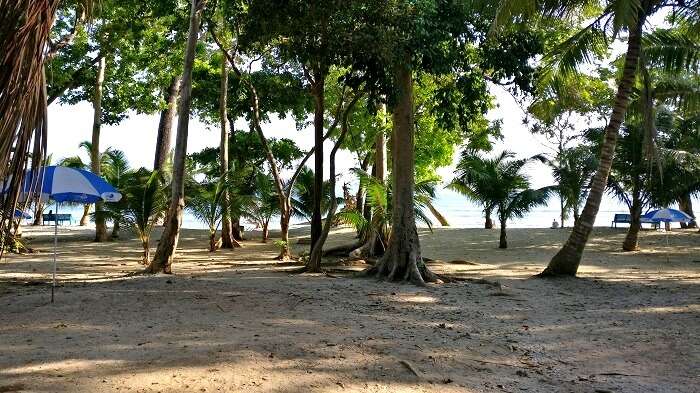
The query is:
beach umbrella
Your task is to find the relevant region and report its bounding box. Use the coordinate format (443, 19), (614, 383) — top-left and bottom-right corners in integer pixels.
(2, 166), (121, 302)
(13, 209), (31, 220)
(643, 208), (693, 262)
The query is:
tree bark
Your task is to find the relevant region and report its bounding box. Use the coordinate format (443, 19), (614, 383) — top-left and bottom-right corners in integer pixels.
(218, 57), (239, 249)
(92, 56), (108, 242)
(147, 0), (206, 274)
(231, 215), (243, 240)
(310, 75), (325, 255)
(79, 204), (90, 226)
(365, 64), (438, 285)
(308, 93), (361, 270)
(678, 193), (696, 229)
(261, 222), (269, 243)
(541, 16), (645, 277)
(499, 219), (507, 249)
(622, 190), (642, 251)
(484, 206), (494, 229)
(111, 219), (120, 239)
(153, 75), (181, 171)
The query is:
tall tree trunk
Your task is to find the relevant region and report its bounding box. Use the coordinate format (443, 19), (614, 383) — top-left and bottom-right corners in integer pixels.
(141, 237), (150, 265)
(499, 219), (507, 249)
(79, 204), (90, 226)
(484, 206), (494, 229)
(310, 75), (325, 255)
(92, 56), (108, 242)
(356, 154), (370, 217)
(261, 222), (269, 243)
(622, 191), (642, 251)
(218, 58), (239, 249)
(111, 219), (120, 239)
(32, 206), (43, 226)
(365, 64), (438, 285)
(147, 0), (206, 274)
(678, 193), (696, 229)
(560, 193), (566, 229)
(232, 216), (243, 240)
(541, 16), (645, 277)
(153, 75), (181, 171)
(308, 94), (360, 269)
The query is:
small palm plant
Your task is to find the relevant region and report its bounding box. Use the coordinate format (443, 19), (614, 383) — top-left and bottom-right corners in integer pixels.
(186, 176), (228, 252)
(120, 169), (167, 264)
(242, 173), (282, 243)
(335, 169), (436, 256)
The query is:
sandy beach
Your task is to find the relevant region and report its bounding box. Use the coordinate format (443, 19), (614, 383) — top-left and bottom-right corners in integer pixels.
(1, 224), (698, 392)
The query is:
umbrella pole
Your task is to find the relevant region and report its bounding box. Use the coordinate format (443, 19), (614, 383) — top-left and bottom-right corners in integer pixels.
(52, 202), (57, 303)
(666, 230), (670, 263)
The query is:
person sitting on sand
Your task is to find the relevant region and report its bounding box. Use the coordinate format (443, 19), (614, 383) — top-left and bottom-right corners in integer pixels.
(551, 219), (559, 229)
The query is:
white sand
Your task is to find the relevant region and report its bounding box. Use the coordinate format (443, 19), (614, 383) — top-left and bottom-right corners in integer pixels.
(0, 224), (698, 392)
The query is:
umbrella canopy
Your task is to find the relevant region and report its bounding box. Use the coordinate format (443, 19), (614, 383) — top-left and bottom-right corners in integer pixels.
(2, 166), (121, 203)
(643, 208), (693, 223)
(14, 209), (31, 219)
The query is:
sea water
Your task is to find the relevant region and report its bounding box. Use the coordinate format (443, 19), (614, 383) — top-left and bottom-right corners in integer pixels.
(40, 187), (646, 231)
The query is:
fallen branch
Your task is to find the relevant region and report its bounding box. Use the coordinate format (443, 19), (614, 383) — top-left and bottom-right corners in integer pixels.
(399, 360), (422, 378)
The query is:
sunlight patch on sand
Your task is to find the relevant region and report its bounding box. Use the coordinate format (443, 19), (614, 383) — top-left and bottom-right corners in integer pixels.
(0, 359), (126, 375)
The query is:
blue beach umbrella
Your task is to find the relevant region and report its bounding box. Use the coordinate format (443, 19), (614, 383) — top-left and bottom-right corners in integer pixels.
(643, 208), (693, 263)
(644, 208), (694, 223)
(14, 209), (31, 220)
(2, 166), (121, 302)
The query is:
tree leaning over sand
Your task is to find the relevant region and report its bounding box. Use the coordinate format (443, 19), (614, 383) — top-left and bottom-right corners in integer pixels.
(494, 0), (700, 276)
(147, 0), (207, 274)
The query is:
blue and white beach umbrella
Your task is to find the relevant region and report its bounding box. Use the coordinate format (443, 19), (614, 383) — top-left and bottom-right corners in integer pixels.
(2, 166), (121, 302)
(643, 208), (693, 263)
(644, 208), (694, 223)
(14, 209), (31, 220)
(2, 165), (122, 203)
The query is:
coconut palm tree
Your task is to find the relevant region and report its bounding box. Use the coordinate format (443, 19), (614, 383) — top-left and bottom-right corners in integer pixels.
(494, 0), (700, 276)
(241, 173), (279, 243)
(448, 150), (510, 229)
(186, 177), (227, 252)
(544, 146), (598, 226)
(450, 151), (552, 248)
(120, 169), (167, 264)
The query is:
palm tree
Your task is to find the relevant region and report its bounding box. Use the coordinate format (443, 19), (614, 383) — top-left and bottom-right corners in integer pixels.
(291, 167), (341, 223)
(494, 0), (699, 276)
(448, 150), (509, 229)
(336, 169), (436, 258)
(120, 169), (167, 264)
(451, 151), (552, 249)
(101, 149), (130, 239)
(545, 146), (598, 226)
(241, 173), (279, 243)
(186, 177), (227, 252)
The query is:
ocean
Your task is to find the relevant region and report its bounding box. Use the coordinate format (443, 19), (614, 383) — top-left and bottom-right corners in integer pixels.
(40, 187), (647, 231)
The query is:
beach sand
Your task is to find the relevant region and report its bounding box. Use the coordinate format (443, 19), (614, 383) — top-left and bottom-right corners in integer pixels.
(1, 224), (698, 392)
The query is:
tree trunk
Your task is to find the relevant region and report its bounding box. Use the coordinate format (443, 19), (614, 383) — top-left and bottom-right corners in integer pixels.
(153, 75), (181, 171)
(308, 92), (361, 270)
(541, 16), (645, 277)
(484, 206), (494, 229)
(261, 222), (269, 243)
(310, 74), (325, 254)
(147, 0), (206, 274)
(678, 193), (696, 229)
(111, 219), (120, 239)
(141, 238), (150, 265)
(499, 219), (507, 249)
(218, 57), (239, 249)
(92, 56), (108, 242)
(560, 193), (566, 229)
(355, 154), (370, 220)
(622, 192), (642, 251)
(32, 203), (44, 226)
(231, 215), (243, 240)
(208, 231), (218, 252)
(79, 204), (90, 226)
(365, 64), (438, 285)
